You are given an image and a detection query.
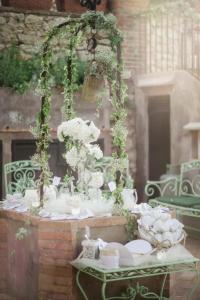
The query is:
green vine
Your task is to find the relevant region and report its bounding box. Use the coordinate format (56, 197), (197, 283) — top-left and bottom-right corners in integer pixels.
(63, 25), (82, 120)
(122, 209), (137, 241)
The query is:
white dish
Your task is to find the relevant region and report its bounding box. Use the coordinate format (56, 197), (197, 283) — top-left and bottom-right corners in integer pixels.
(125, 239), (153, 255)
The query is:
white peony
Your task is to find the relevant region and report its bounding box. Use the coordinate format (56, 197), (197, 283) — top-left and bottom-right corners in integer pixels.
(87, 144), (103, 160)
(57, 121), (68, 142)
(57, 118), (100, 144)
(86, 121), (100, 143)
(65, 147), (79, 168)
(84, 169), (104, 189)
(65, 146), (87, 168)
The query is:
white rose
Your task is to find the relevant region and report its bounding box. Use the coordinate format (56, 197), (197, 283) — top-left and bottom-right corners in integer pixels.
(84, 169), (104, 188)
(79, 146), (88, 161)
(78, 123), (91, 142)
(83, 121), (100, 143)
(65, 145), (88, 168)
(57, 122), (68, 141)
(65, 147), (79, 168)
(87, 144), (103, 160)
(57, 118), (100, 144)
(89, 121), (100, 142)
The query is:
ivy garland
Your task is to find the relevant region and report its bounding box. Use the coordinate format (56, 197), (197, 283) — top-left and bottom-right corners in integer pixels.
(33, 11), (129, 208)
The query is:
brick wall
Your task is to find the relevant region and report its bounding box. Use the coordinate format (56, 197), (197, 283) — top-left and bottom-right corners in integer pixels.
(110, 0), (150, 72)
(0, 218), (9, 300)
(0, 210), (169, 300)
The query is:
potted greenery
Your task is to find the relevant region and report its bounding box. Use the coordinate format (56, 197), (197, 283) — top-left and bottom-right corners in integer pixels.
(1, 0), (53, 10)
(56, 0), (108, 13)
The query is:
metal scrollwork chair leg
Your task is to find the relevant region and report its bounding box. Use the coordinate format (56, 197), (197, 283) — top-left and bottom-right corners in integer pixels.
(76, 270), (89, 300)
(159, 274), (169, 300)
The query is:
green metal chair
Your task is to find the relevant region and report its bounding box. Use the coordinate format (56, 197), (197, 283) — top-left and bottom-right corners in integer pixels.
(145, 160), (200, 235)
(4, 160), (40, 196)
(94, 156), (133, 188)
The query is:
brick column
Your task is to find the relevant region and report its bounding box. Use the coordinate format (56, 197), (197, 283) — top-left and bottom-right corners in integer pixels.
(110, 0), (150, 73)
(110, 1), (150, 179)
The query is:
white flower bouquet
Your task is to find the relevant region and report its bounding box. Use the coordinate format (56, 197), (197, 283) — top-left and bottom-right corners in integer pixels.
(57, 118), (100, 144)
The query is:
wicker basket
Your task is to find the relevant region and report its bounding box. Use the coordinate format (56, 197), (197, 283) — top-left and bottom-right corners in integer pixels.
(138, 225), (186, 249)
(82, 75), (104, 102)
(2, 0), (53, 10)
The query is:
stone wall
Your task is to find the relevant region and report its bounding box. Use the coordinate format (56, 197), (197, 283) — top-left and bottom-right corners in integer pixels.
(0, 8), (67, 59)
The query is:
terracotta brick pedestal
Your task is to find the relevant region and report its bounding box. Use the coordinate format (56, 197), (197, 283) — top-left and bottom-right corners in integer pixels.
(0, 210), (169, 300)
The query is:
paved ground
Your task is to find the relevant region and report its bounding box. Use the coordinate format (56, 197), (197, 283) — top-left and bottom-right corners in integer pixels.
(170, 236), (200, 300)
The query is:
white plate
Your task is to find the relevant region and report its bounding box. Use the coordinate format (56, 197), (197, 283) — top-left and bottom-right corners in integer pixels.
(125, 239), (153, 255)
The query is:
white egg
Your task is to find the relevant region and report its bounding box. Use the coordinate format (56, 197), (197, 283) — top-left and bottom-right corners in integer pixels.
(169, 219), (184, 232)
(162, 232), (173, 245)
(154, 233), (163, 243)
(153, 219), (166, 233)
(172, 229), (182, 242)
(141, 216), (154, 228)
(152, 210), (162, 220)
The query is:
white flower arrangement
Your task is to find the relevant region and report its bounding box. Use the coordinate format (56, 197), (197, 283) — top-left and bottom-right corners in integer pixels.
(64, 144), (103, 169)
(84, 169), (104, 189)
(87, 144), (103, 160)
(65, 146), (88, 168)
(57, 118), (100, 144)
(58, 117), (103, 171)
(57, 117), (107, 209)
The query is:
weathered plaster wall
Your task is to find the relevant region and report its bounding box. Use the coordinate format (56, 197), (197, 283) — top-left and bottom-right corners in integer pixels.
(135, 71), (200, 199)
(0, 88), (105, 130)
(171, 71), (200, 164)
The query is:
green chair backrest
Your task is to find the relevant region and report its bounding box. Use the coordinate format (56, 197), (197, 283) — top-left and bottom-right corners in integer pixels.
(4, 160), (40, 196)
(179, 160), (200, 197)
(94, 156), (131, 186)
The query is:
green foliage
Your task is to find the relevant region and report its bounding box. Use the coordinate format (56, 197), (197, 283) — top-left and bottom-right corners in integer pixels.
(50, 56), (86, 87)
(0, 45), (40, 94)
(0, 44), (86, 94)
(122, 209), (137, 241)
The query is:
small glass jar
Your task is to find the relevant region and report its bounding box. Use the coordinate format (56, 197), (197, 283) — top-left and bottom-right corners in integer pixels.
(81, 239), (99, 259)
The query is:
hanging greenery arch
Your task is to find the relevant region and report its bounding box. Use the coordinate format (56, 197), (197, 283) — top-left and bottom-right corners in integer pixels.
(33, 11), (129, 208)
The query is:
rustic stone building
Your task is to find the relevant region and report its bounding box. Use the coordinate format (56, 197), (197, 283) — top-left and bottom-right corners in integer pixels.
(1, 0), (200, 199)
